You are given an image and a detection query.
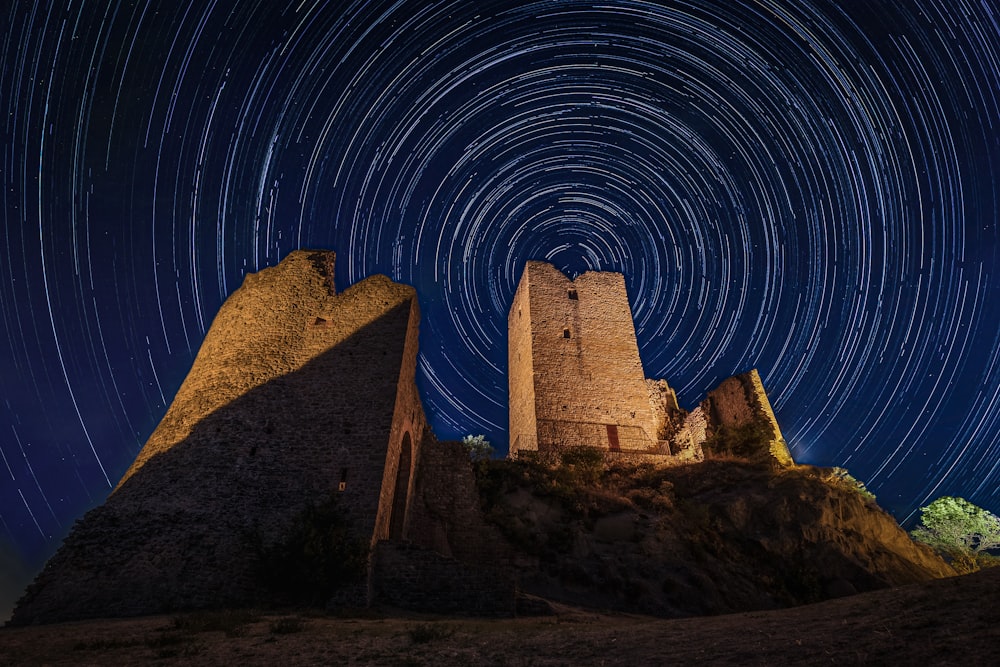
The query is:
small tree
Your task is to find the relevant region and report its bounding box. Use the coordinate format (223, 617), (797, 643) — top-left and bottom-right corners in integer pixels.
(462, 434), (494, 462)
(911, 496), (1000, 573)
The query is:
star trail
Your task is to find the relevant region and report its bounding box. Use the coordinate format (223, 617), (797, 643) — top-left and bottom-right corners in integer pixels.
(3, 0), (1000, 606)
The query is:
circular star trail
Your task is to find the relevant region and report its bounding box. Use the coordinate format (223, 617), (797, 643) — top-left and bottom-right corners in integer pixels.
(3, 0), (1000, 594)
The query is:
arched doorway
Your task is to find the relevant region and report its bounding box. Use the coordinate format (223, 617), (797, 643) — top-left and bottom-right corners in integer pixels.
(388, 432), (412, 540)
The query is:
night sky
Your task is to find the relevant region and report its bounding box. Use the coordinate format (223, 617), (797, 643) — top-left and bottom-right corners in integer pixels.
(3, 0), (1000, 605)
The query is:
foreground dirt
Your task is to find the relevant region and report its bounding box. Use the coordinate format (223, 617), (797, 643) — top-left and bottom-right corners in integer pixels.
(3, 566), (998, 666)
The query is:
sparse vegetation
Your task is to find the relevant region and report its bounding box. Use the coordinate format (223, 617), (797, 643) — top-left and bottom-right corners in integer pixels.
(829, 467), (877, 501)
(462, 434), (495, 462)
(911, 496), (1000, 573)
(558, 446), (605, 486)
(73, 637), (143, 651)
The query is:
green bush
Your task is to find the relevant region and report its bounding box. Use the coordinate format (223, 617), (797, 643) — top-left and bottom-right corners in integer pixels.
(462, 434), (494, 462)
(911, 496), (1000, 573)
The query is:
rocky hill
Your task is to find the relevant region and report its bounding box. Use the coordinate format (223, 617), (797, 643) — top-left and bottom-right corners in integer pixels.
(470, 452), (953, 616)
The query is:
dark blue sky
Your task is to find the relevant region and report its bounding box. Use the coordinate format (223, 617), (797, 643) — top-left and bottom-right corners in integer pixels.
(3, 0), (1000, 604)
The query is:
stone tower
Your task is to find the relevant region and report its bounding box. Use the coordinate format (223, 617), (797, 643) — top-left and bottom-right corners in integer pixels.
(11, 250), (428, 624)
(508, 261), (659, 456)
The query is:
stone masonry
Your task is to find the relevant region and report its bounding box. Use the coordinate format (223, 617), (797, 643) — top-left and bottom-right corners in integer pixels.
(11, 250), (428, 624)
(508, 261), (792, 467)
(12, 251), (794, 625)
(509, 261), (659, 455)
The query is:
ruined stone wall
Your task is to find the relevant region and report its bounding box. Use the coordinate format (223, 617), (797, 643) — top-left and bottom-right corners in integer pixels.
(372, 294), (426, 544)
(405, 437), (511, 564)
(116, 250), (340, 488)
(508, 262), (657, 456)
(702, 369), (793, 466)
(12, 250), (424, 624)
(379, 437), (517, 616)
(647, 379), (685, 441)
(673, 407), (708, 462)
(371, 541), (515, 616)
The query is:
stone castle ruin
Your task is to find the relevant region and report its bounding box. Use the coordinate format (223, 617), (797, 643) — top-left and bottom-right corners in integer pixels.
(508, 260), (793, 467)
(11, 250), (461, 623)
(12, 250), (792, 625)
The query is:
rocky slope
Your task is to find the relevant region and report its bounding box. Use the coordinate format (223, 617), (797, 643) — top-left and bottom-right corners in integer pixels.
(474, 455), (954, 617)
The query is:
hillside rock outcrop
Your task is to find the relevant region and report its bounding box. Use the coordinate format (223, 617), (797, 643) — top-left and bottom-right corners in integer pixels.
(476, 458), (954, 617)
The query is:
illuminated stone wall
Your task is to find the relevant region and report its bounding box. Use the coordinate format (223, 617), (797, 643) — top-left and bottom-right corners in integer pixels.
(12, 250), (426, 624)
(702, 369), (793, 466)
(508, 261), (658, 456)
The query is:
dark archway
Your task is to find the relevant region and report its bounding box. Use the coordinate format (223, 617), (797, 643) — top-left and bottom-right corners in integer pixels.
(388, 432), (412, 540)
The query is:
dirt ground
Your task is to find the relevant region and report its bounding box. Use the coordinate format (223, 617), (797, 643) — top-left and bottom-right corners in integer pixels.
(3, 566), (998, 666)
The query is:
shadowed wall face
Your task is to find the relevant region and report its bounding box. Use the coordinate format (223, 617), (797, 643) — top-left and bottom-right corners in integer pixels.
(11, 251), (427, 624)
(509, 262), (657, 455)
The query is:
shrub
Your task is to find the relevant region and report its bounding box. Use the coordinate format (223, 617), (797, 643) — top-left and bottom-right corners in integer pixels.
(911, 496), (1000, 573)
(558, 446), (605, 487)
(462, 434), (494, 462)
(701, 422), (775, 461)
(829, 467), (876, 501)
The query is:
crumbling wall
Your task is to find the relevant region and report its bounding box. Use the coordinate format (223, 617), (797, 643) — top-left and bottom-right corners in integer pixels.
(404, 437), (511, 563)
(372, 292), (426, 544)
(647, 378), (686, 441)
(673, 407), (708, 463)
(371, 541), (515, 616)
(12, 250), (425, 624)
(701, 369), (793, 466)
(374, 437), (518, 616)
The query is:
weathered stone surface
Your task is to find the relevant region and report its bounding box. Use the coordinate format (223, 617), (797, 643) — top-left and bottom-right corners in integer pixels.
(404, 437), (511, 564)
(509, 262), (658, 455)
(507, 261), (788, 467)
(372, 541), (515, 616)
(11, 250), (426, 624)
(702, 369), (794, 466)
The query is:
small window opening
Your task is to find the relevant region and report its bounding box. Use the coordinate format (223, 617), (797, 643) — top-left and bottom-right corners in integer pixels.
(338, 468), (348, 492)
(563, 328), (571, 338)
(568, 289), (578, 300)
